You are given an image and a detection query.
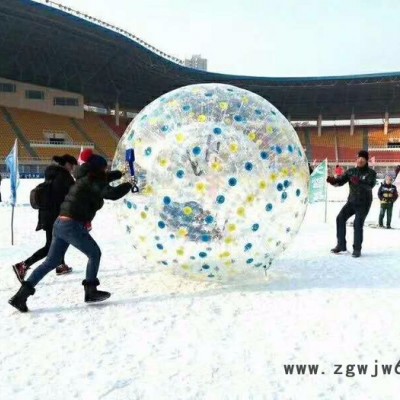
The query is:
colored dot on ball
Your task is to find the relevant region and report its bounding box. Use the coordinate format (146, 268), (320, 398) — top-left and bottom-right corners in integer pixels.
(260, 151), (268, 160)
(288, 145), (294, 153)
(228, 177), (237, 186)
(202, 235), (211, 242)
(161, 125), (169, 132)
(229, 143), (239, 153)
(176, 170), (185, 178)
(228, 224), (236, 232)
(176, 133), (186, 143)
(127, 201), (132, 209)
(198, 114), (207, 123)
(199, 252), (207, 258)
(276, 146), (282, 154)
(266, 203), (273, 212)
(219, 102), (229, 111)
(259, 180), (267, 190)
(193, 146), (201, 155)
(216, 195), (225, 204)
(140, 212), (147, 219)
(183, 207), (193, 216)
(202, 264), (210, 270)
(177, 248), (184, 256)
(282, 192), (288, 200)
(159, 159), (168, 167)
(248, 131), (257, 141)
(213, 127), (222, 135)
(162, 261), (168, 265)
(205, 92), (213, 97)
(245, 162), (253, 171)
(145, 147), (152, 156)
(277, 183), (284, 191)
(284, 180), (290, 188)
(156, 243), (164, 250)
(163, 196), (171, 205)
(244, 243), (252, 252)
(246, 258), (254, 264)
(234, 115), (243, 122)
(158, 221), (166, 229)
(205, 215), (214, 224)
(296, 189), (301, 197)
(237, 207), (246, 217)
(252, 223), (259, 231)
(182, 105), (191, 111)
(255, 109), (262, 115)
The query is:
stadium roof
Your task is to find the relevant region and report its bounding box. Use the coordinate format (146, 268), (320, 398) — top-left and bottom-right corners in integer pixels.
(1, 0), (400, 120)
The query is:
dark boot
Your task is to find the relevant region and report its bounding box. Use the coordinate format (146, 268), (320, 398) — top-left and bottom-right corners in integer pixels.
(8, 281), (35, 313)
(56, 264), (73, 275)
(82, 279), (111, 303)
(12, 262), (29, 283)
(352, 250), (361, 258)
(331, 245), (347, 254)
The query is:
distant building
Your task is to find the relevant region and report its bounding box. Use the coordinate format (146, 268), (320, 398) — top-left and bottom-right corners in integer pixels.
(185, 55), (208, 71)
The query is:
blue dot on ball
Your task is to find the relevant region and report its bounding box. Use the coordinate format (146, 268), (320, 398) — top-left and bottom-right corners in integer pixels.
(161, 125), (169, 133)
(205, 215), (214, 224)
(176, 170), (185, 178)
(162, 261), (168, 265)
(244, 243), (252, 252)
(252, 223), (259, 231)
(158, 221), (166, 229)
(183, 105), (191, 112)
(255, 109), (262, 115)
(296, 189), (301, 197)
(228, 177), (237, 186)
(245, 162), (253, 171)
(156, 243), (164, 250)
(163, 196), (171, 205)
(282, 192), (288, 200)
(205, 92), (213, 97)
(283, 180), (290, 188)
(202, 235), (211, 242)
(266, 203), (273, 212)
(213, 127), (222, 135)
(246, 258), (254, 264)
(202, 264), (210, 269)
(277, 183), (283, 191)
(234, 115), (243, 122)
(145, 147), (152, 156)
(288, 145), (294, 153)
(127, 201), (132, 209)
(170, 234), (175, 239)
(276, 146), (282, 154)
(192, 146), (201, 156)
(260, 151), (269, 160)
(199, 252), (207, 258)
(216, 195), (225, 204)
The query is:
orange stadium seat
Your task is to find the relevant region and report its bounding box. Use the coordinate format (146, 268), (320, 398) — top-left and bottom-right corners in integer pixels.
(0, 110), (30, 159)
(100, 115), (130, 137)
(309, 129), (336, 161)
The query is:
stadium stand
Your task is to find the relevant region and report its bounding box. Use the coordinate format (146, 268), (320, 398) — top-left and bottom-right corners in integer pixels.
(100, 115), (130, 137)
(309, 131), (336, 161)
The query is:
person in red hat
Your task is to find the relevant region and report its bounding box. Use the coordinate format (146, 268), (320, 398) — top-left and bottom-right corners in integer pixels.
(326, 150), (377, 257)
(9, 149), (133, 312)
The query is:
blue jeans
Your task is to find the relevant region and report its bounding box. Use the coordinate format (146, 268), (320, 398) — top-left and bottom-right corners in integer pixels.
(27, 218), (101, 287)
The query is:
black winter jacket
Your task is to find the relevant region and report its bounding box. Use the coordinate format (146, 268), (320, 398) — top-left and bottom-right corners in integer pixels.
(331, 165), (377, 206)
(378, 183), (398, 204)
(36, 165), (75, 231)
(60, 164), (131, 223)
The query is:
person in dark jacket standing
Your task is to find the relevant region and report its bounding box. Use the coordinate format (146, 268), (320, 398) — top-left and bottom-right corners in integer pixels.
(378, 174), (398, 228)
(12, 155), (77, 282)
(9, 149), (133, 312)
(327, 150), (377, 257)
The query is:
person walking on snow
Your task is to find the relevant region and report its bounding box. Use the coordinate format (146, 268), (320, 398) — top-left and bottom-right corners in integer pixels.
(378, 174), (398, 228)
(12, 155), (78, 282)
(327, 150), (377, 258)
(9, 149), (133, 312)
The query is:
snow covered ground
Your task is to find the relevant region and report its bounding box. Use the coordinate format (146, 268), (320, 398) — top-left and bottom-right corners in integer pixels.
(1, 179), (400, 400)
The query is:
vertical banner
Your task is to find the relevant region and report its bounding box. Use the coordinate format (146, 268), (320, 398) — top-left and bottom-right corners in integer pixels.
(5, 139), (19, 245)
(308, 159), (328, 222)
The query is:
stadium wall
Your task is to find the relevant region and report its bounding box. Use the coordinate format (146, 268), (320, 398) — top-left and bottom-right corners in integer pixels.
(0, 77), (83, 118)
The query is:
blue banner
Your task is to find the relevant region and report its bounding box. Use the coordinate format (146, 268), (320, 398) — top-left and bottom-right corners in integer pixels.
(5, 140), (19, 206)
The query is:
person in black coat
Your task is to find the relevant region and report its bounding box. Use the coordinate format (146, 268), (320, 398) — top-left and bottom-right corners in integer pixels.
(12, 155), (77, 283)
(9, 149), (133, 312)
(326, 150), (377, 257)
(378, 174), (398, 228)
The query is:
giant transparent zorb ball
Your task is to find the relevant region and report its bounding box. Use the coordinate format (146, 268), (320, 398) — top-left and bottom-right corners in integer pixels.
(112, 83), (309, 281)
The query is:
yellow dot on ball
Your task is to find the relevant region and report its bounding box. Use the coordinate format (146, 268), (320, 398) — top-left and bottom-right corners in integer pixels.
(149, 118), (158, 126)
(267, 126), (273, 134)
(211, 162), (222, 172)
(219, 102), (229, 111)
(224, 118), (232, 125)
(242, 97), (249, 104)
(227, 224), (236, 233)
(270, 173), (278, 182)
(177, 248), (184, 256)
(219, 251), (231, 258)
(225, 236), (234, 245)
(248, 131), (257, 141)
(195, 182), (207, 193)
(229, 143), (239, 153)
(237, 207), (246, 217)
(159, 159), (168, 167)
(139, 235), (146, 242)
(168, 100), (179, 108)
(183, 207), (193, 216)
(140, 212), (147, 219)
(178, 228), (188, 237)
(198, 114), (207, 123)
(176, 133), (186, 143)
(181, 264), (189, 270)
(259, 180), (267, 190)
(246, 195), (255, 203)
(143, 185), (153, 196)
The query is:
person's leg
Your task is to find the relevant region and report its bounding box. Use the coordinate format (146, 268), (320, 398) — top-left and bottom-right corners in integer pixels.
(353, 205), (370, 252)
(387, 204), (393, 227)
(336, 202), (355, 249)
(378, 205), (385, 227)
(24, 227), (53, 268)
(26, 221), (69, 287)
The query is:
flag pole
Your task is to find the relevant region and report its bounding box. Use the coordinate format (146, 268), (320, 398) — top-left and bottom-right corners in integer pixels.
(324, 159), (328, 223)
(11, 204), (14, 246)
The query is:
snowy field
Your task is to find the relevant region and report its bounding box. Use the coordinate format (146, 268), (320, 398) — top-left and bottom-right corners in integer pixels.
(1, 179), (400, 400)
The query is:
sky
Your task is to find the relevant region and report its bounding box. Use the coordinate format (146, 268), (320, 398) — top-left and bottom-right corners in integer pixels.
(42, 0), (400, 77)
